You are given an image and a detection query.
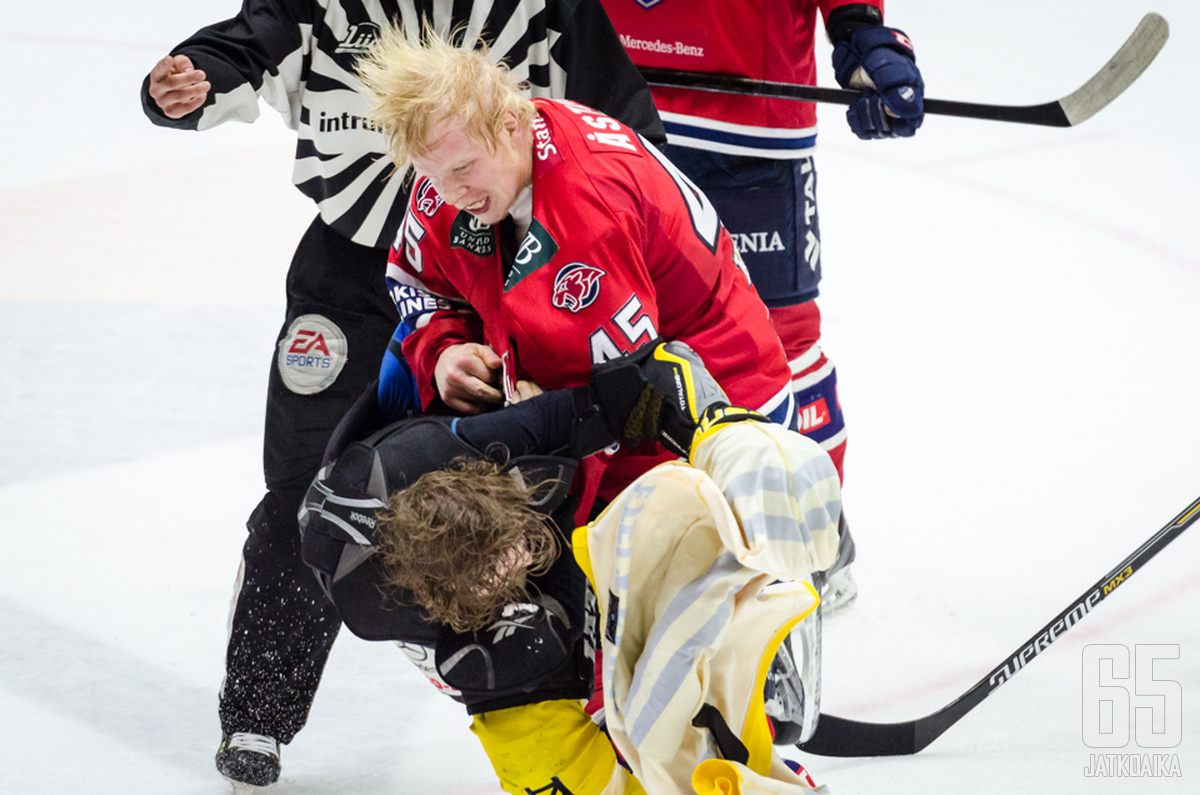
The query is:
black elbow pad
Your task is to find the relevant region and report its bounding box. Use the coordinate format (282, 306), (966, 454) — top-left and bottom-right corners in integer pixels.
(826, 4), (884, 44)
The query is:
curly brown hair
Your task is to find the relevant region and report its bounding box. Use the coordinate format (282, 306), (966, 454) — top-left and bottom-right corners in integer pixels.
(373, 457), (559, 633)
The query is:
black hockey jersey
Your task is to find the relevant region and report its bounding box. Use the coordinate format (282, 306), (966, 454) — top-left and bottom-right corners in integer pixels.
(298, 387), (599, 713)
(140, 0), (664, 248)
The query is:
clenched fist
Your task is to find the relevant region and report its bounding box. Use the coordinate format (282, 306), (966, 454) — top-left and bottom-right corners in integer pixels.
(147, 55), (210, 119)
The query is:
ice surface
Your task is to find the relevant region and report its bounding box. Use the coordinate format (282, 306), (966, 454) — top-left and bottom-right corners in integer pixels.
(2, 2), (1197, 792)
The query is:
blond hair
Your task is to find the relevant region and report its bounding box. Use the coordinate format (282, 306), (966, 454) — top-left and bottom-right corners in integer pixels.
(373, 457), (559, 633)
(356, 23), (537, 167)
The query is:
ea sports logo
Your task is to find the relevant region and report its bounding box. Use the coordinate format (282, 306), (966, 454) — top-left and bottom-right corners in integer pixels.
(277, 314), (348, 394)
(289, 329), (331, 357)
(551, 262), (605, 313)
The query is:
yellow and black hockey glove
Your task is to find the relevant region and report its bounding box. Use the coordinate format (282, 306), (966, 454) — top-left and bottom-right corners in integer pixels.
(590, 340), (759, 457)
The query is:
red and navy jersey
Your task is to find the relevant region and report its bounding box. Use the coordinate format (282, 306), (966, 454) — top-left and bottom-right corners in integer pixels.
(387, 98), (791, 422)
(599, 0), (884, 157)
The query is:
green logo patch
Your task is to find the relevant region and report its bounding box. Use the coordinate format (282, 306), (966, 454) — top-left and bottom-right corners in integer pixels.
(504, 218), (559, 291)
(450, 212), (496, 257)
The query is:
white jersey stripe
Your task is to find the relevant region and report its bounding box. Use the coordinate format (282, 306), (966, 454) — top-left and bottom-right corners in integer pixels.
(791, 359), (835, 393)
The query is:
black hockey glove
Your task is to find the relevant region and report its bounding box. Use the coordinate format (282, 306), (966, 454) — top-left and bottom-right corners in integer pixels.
(591, 340), (736, 457)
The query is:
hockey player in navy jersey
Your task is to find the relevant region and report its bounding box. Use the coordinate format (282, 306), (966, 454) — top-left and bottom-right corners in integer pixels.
(140, 1), (663, 787)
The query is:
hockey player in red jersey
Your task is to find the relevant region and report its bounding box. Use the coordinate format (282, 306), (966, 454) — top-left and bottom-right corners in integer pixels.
(599, 0), (924, 477)
(601, 0), (927, 612)
(359, 25), (797, 503)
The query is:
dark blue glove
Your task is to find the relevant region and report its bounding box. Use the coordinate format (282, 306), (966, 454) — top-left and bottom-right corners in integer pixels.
(378, 322), (422, 424)
(832, 26), (924, 139)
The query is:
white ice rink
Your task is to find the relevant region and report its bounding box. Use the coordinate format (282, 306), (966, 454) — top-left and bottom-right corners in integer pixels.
(2, 1), (1197, 792)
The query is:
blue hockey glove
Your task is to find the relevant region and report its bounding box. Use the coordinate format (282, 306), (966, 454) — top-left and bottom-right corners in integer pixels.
(832, 26), (924, 139)
(378, 322), (422, 423)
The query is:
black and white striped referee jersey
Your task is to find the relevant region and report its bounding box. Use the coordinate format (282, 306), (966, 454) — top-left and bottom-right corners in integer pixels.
(141, 0), (663, 249)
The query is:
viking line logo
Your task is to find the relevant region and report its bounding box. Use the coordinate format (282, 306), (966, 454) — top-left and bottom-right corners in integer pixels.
(551, 262), (605, 313)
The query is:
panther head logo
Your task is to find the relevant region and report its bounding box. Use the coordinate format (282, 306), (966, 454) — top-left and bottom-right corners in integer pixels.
(551, 263), (606, 313)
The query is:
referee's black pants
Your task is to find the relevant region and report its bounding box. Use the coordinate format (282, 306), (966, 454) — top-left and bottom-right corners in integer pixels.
(218, 217), (398, 743)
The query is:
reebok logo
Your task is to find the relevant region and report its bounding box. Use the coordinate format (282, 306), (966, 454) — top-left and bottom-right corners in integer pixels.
(348, 511), (376, 529)
(489, 609), (537, 643)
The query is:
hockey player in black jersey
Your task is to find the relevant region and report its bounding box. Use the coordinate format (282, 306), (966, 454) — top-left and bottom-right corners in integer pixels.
(140, 0), (663, 787)
(284, 342), (696, 792)
(295, 342), (842, 794)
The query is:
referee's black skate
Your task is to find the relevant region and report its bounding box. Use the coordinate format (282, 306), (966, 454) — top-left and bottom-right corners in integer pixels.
(216, 732), (281, 788)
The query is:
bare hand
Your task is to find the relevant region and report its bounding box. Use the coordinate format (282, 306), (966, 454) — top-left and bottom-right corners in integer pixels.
(509, 380), (544, 404)
(435, 343), (504, 414)
(147, 55), (210, 119)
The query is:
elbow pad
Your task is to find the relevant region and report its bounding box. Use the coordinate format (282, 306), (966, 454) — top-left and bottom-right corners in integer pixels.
(436, 594), (593, 713)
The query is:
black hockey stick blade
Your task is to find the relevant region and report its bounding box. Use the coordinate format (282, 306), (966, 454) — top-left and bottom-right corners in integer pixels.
(639, 13), (1168, 127)
(797, 493), (1200, 758)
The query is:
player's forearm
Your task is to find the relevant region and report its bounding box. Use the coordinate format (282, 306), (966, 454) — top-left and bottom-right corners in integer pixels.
(401, 313), (478, 410)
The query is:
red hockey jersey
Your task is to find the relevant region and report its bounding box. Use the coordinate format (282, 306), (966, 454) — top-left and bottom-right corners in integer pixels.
(599, 0), (884, 157)
(388, 98), (791, 422)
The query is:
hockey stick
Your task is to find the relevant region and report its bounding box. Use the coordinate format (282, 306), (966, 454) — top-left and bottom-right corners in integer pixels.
(796, 493), (1200, 758)
(638, 12), (1168, 127)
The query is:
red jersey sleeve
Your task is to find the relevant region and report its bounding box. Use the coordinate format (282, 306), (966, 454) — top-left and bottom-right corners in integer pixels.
(386, 178), (485, 410)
